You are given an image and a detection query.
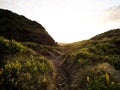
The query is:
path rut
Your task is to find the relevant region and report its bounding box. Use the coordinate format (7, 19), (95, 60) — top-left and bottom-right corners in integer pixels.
(47, 49), (70, 90)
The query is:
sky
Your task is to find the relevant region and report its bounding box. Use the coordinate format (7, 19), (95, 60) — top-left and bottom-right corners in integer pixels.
(0, 0), (120, 43)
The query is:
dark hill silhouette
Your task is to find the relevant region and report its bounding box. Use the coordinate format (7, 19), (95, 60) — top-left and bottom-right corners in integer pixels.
(0, 9), (55, 45)
(91, 29), (120, 40)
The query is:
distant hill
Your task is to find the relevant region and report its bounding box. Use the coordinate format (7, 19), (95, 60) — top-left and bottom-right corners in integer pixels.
(0, 9), (55, 45)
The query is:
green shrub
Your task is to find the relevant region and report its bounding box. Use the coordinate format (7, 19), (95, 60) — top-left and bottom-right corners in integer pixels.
(0, 37), (27, 55)
(0, 37), (28, 65)
(0, 56), (53, 90)
(86, 74), (120, 90)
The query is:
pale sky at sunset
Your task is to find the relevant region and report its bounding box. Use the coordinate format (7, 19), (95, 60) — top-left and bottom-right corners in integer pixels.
(0, 0), (120, 43)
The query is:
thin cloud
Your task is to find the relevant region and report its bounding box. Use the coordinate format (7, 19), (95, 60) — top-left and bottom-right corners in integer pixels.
(105, 5), (120, 22)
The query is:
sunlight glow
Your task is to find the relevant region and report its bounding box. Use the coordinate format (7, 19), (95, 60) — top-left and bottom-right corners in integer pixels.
(0, 0), (120, 43)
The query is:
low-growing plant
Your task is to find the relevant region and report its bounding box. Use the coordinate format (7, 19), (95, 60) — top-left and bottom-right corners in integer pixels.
(0, 56), (53, 90)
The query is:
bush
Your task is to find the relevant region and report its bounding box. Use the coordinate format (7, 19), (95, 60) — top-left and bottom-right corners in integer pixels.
(0, 37), (27, 55)
(0, 56), (53, 90)
(0, 37), (28, 65)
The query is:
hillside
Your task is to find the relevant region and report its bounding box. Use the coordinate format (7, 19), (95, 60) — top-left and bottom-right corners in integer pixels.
(60, 29), (120, 90)
(0, 36), (57, 90)
(91, 29), (120, 40)
(0, 9), (58, 90)
(0, 9), (55, 45)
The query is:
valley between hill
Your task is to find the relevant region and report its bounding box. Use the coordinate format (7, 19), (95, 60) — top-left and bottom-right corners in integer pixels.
(0, 9), (120, 90)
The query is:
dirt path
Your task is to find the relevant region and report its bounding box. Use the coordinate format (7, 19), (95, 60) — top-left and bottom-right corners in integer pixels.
(51, 55), (70, 90)
(47, 48), (70, 90)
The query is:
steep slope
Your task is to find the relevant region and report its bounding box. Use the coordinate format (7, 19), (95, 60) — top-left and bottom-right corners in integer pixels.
(0, 9), (55, 45)
(0, 9), (57, 90)
(60, 29), (120, 90)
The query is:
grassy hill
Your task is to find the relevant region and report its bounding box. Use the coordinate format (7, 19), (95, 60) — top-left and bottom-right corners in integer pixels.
(91, 29), (120, 40)
(60, 29), (120, 90)
(0, 36), (57, 90)
(0, 9), (55, 45)
(0, 9), (58, 90)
